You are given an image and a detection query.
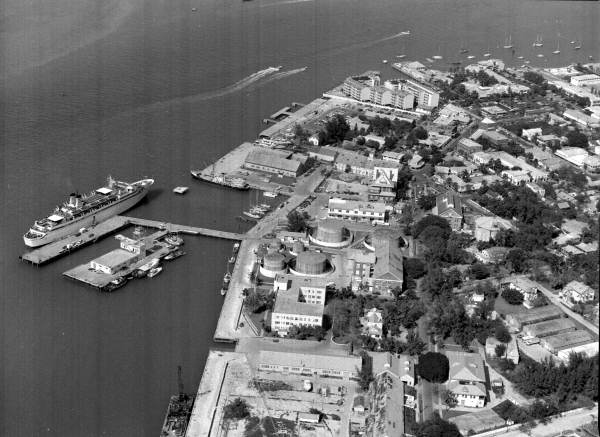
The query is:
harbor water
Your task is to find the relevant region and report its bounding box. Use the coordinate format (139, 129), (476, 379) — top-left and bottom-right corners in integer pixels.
(1, 0), (598, 435)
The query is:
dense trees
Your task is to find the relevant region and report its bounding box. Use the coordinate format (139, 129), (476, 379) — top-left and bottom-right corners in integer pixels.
(495, 324), (512, 343)
(501, 288), (524, 305)
(413, 216), (452, 239)
(469, 263), (490, 280)
(513, 354), (598, 401)
(418, 194), (437, 211)
(383, 289), (424, 334)
(566, 130), (589, 148)
(287, 210), (310, 232)
(404, 258), (427, 280)
(286, 325), (326, 341)
(396, 168), (413, 200)
(358, 351), (374, 391)
(550, 166), (587, 190)
(523, 71), (545, 85)
(319, 114), (350, 144)
(418, 352), (450, 383)
(243, 289), (275, 313)
(495, 344), (507, 358)
(413, 415), (461, 437)
(476, 70), (499, 87)
(223, 398), (251, 420)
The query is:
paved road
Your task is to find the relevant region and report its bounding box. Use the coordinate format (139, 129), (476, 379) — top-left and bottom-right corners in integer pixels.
(536, 283), (599, 336)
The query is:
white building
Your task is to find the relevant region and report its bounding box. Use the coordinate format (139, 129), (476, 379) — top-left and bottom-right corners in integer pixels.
(474, 216), (514, 242)
(564, 109), (598, 128)
(328, 198), (388, 224)
(522, 128), (543, 141)
(382, 151), (405, 164)
(571, 74), (600, 87)
(446, 351), (487, 408)
(555, 147), (590, 167)
(360, 308), (384, 340)
(559, 280), (596, 307)
(271, 276), (327, 335)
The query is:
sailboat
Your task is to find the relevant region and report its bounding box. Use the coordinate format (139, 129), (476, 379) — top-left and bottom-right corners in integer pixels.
(553, 40), (560, 55)
(574, 40), (581, 50)
(459, 40), (468, 54)
(396, 43), (407, 59)
(503, 34), (513, 49)
(533, 35), (543, 47)
(432, 45), (443, 60)
(467, 55), (476, 60)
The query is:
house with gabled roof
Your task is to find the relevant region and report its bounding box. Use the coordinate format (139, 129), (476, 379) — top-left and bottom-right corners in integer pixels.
(368, 170), (396, 203)
(433, 192), (463, 231)
(446, 351), (487, 408)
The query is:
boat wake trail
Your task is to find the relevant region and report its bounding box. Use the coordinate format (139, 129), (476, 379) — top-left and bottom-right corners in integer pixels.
(322, 32), (406, 59)
(261, 0), (315, 7)
(117, 66), (306, 118)
(261, 67), (308, 85)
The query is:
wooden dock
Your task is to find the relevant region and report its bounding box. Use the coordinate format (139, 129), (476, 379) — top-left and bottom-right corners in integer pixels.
(20, 216), (130, 265)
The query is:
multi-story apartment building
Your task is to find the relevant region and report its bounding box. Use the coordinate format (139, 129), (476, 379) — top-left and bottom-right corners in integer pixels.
(271, 276), (327, 335)
(328, 198), (388, 224)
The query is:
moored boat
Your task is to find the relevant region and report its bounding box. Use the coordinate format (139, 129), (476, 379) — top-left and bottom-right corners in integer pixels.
(190, 170), (249, 190)
(165, 234), (184, 246)
(164, 249), (185, 261)
(148, 266), (163, 278)
(104, 276), (128, 292)
(23, 177), (154, 247)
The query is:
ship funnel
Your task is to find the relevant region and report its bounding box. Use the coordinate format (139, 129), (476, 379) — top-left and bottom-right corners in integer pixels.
(69, 193), (77, 206)
(75, 194), (83, 208)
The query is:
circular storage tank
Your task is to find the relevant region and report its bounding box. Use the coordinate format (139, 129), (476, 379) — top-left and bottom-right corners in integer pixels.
(263, 252), (285, 271)
(315, 220), (345, 244)
(295, 251), (327, 275)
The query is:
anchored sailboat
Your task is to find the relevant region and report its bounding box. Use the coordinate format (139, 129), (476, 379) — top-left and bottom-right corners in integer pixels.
(533, 35), (543, 47)
(503, 34), (513, 49)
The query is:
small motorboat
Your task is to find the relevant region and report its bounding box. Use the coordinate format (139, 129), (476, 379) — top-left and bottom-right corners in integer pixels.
(148, 266), (163, 278)
(165, 234), (184, 246)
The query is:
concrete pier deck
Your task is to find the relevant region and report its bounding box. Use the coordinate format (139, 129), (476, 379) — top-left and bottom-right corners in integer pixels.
(184, 350), (247, 437)
(122, 216), (246, 241)
(20, 216), (130, 265)
(63, 230), (172, 289)
(213, 239), (260, 342)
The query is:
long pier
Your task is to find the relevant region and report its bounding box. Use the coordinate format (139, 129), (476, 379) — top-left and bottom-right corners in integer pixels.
(122, 217), (246, 240)
(20, 216), (246, 266)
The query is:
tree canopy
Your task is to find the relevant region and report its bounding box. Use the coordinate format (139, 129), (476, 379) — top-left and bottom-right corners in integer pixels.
(418, 352), (450, 383)
(287, 210), (310, 232)
(319, 114), (350, 144)
(414, 415), (461, 437)
(223, 398), (251, 420)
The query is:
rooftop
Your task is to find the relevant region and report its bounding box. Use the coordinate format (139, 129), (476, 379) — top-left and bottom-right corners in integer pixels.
(446, 351), (486, 383)
(245, 148), (301, 173)
(542, 330), (594, 350)
(373, 239), (403, 281)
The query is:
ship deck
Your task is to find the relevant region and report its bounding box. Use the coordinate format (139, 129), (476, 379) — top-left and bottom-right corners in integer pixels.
(21, 216), (246, 266)
(20, 216), (130, 265)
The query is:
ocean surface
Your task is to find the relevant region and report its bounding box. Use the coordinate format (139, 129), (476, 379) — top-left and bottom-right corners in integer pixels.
(1, 0), (598, 435)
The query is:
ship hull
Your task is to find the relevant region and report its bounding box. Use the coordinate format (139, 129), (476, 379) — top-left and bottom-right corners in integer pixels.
(23, 184), (151, 247)
(190, 171), (250, 190)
